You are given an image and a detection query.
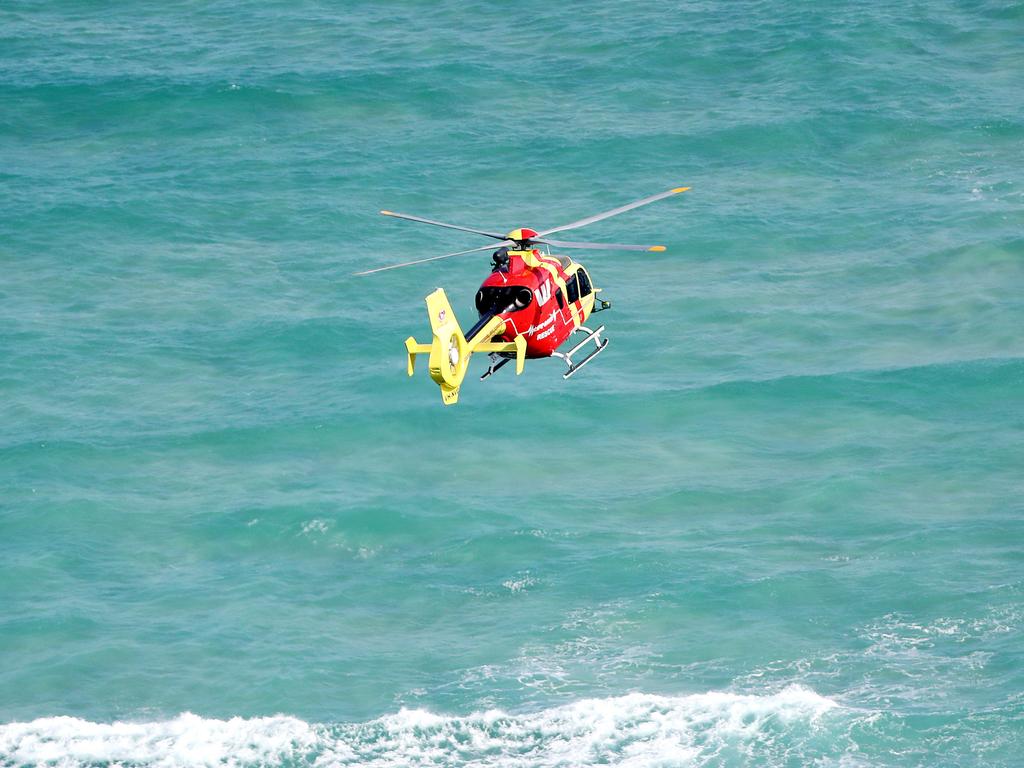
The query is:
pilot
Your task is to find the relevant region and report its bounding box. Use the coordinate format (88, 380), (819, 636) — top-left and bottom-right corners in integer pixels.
(491, 247), (510, 272)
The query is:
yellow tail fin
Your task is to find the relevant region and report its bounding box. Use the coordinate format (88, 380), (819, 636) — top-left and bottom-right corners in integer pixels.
(426, 288), (468, 405)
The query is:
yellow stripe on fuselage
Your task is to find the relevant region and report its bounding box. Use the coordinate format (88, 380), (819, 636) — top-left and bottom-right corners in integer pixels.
(516, 250), (569, 308)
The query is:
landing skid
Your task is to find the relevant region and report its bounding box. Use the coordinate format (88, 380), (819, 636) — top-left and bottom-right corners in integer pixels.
(481, 325), (609, 381)
(553, 325), (608, 379)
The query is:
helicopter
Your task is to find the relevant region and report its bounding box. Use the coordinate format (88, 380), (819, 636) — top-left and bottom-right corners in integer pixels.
(356, 186), (690, 405)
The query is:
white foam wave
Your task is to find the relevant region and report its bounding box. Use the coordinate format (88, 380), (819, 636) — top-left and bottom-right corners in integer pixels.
(0, 687), (840, 767)
(0, 712), (321, 768)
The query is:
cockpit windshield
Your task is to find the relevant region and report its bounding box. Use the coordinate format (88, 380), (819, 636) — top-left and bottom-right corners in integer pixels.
(475, 286), (533, 315)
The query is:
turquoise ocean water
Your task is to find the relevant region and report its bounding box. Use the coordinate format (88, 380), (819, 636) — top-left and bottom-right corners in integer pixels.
(2, 1), (1023, 765)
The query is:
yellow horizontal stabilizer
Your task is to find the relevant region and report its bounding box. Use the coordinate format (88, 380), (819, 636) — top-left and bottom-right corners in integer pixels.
(405, 337), (432, 376)
(473, 342), (518, 353)
(472, 334), (526, 375)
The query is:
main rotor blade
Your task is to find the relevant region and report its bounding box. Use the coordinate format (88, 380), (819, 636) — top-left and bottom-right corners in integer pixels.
(354, 241), (514, 277)
(380, 210), (507, 240)
(536, 186), (689, 238)
(539, 239), (667, 253)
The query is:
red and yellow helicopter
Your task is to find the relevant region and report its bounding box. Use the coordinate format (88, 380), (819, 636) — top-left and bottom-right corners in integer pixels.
(357, 186), (689, 405)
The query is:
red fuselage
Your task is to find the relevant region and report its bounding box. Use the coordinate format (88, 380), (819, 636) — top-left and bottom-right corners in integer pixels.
(474, 250), (596, 358)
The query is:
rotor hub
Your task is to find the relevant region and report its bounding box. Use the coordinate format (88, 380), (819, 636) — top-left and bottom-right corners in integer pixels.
(505, 227), (538, 245)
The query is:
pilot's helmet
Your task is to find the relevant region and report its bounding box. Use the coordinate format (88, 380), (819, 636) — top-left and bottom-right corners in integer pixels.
(491, 247), (510, 271)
